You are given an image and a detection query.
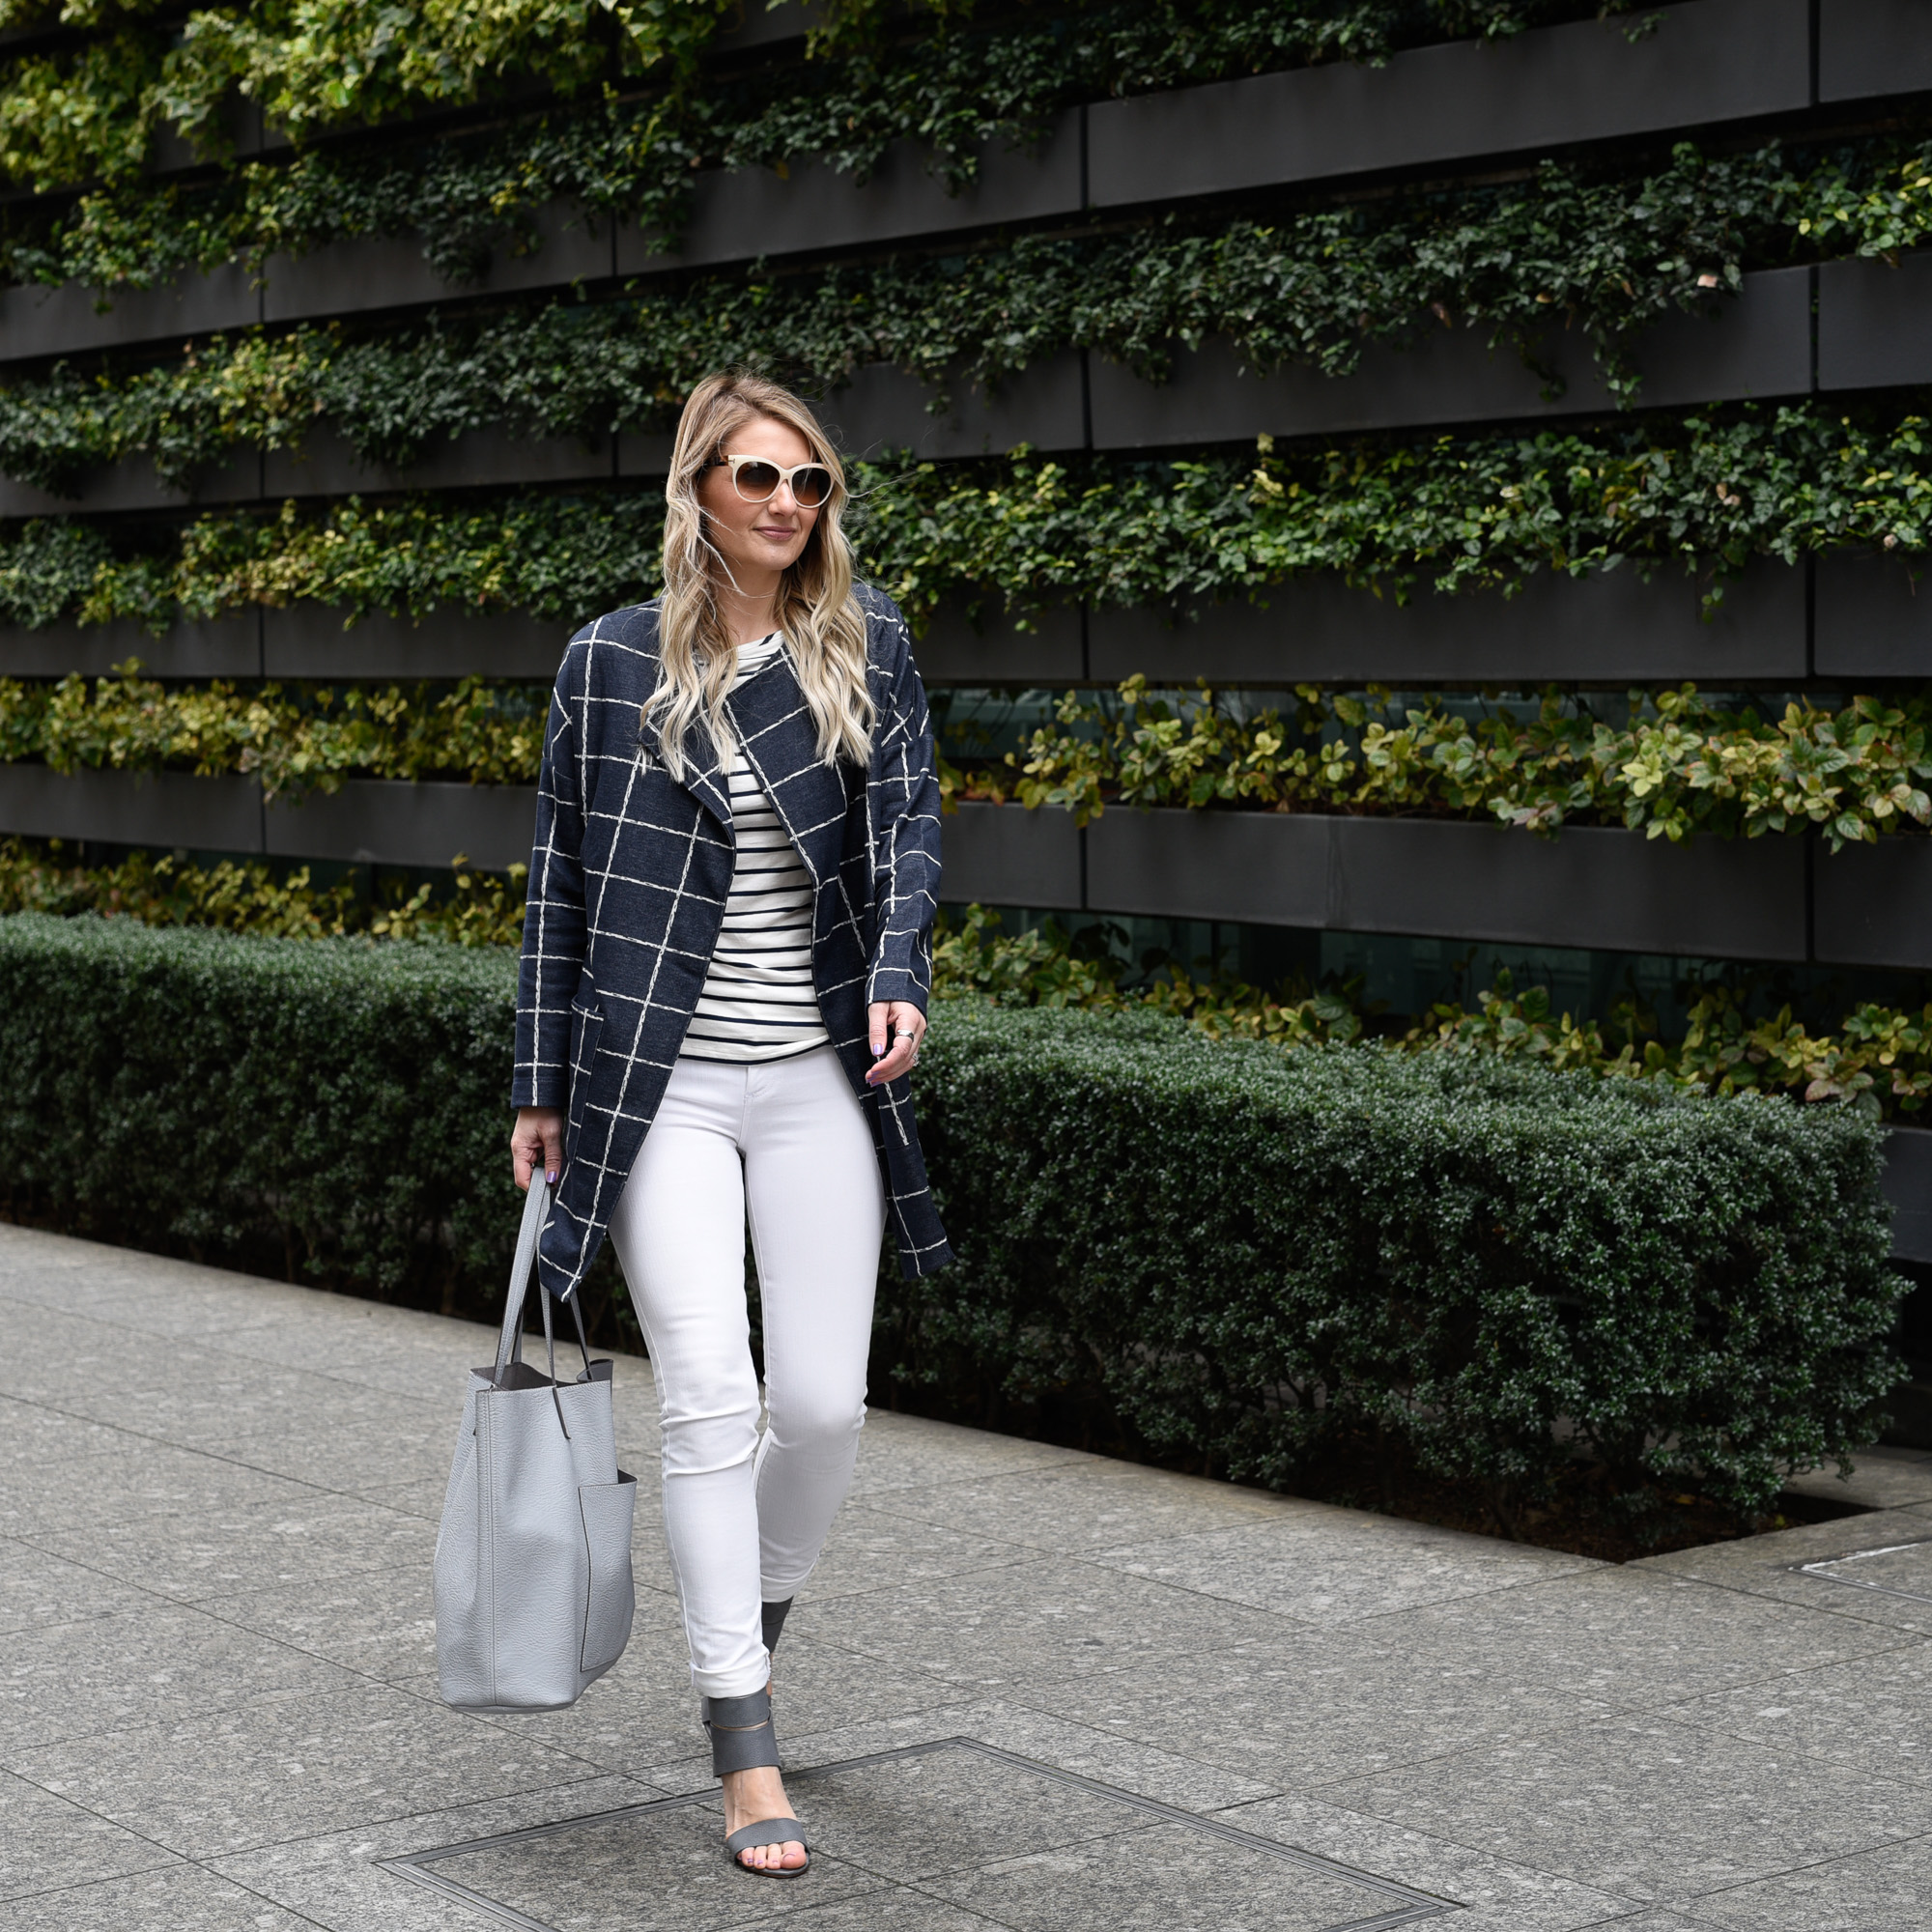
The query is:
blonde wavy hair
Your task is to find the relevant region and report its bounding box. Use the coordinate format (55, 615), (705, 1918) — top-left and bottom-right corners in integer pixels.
(647, 370), (873, 781)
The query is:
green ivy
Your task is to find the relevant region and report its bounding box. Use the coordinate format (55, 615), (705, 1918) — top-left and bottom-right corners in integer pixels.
(14, 661), (1932, 851)
(0, 665), (551, 798)
(0, 833), (527, 942)
(14, 139), (1926, 499)
(959, 677), (1932, 850)
(934, 904), (1932, 1120)
(3, 408), (1927, 633)
(0, 0), (734, 193)
(6, 838), (1930, 1122)
(0, 0), (1710, 287)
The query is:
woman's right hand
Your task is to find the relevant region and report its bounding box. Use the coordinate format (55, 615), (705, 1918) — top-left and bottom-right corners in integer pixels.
(511, 1108), (565, 1190)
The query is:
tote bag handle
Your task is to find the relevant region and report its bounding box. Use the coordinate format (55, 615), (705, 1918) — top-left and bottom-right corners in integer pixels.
(493, 1179), (592, 1391)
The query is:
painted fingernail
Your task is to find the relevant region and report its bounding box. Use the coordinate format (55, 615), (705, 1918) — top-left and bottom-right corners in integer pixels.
(546, 1170), (557, 1184)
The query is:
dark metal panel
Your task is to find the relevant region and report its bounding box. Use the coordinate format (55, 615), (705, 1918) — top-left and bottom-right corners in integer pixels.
(1814, 550), (1931, 678)
(1090, 269), (1810, 450)
(0, 264), (259, 365)
(0, 766), (262, 850)
(0, 614), (261, 679)
(1820, 0), (1932, 99)
(1818, 253), (1932, 392)
(1885, 1126), (1932, 1264)
(263, 427), (614, 497)
(1812, 838), (1932, 969)
(0, 448), (262, 518)
(617, 434), (675, 477)
(1089, 559), (1807, 687)
(1638, 264), (1815, 406)
(265, 779), (539, 869)
(260, 204), (613, 325)
(714, 0), (818, 51)
(938, 799), (1081, 910)
(819, 352), (1086, 461)
(3, 425), (616, 522)
(1086, 808), (1327, 925)
(916, 602), (1083, 685)
(263, 607), (570, 680)
(1089, 0), (1809, 209)
(619, 111), (1083, 271)
(1326, 817), (1807, 957)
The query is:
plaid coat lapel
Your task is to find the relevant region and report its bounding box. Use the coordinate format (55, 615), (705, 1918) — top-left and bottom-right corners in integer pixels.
(636, 697), (732, 833)
(724, 650), (850, 888)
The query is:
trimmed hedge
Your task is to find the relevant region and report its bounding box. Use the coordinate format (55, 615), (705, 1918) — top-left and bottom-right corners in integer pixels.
(0, 916), (1904, 1520)
(895, 1005), (1908, 1520)
(0, 913), (525, 1309)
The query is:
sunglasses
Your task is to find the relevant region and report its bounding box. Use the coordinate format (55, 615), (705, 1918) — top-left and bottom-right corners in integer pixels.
(700, 452), (836, 509)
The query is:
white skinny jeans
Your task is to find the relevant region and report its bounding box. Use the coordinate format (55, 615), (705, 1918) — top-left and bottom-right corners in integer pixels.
(605, 1044), (886, 1698)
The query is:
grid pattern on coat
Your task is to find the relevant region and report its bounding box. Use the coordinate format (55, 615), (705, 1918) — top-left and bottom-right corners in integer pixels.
(682, 632), (831, 1064)
(513, 584), (951, 1296)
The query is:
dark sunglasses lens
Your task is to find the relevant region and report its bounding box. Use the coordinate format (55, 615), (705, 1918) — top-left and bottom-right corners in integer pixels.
(792, 466), (833, 507)
(733, 461), (782, 500)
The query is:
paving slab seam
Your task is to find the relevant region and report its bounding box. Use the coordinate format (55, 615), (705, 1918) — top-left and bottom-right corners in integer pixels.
(1648, 1822), (1932, 1916)
(1062, 1545), (1605, 1625)
(5, 1755), (636, 1869)
(380, 1738), (1458, 1930)
(1628, 1558), (1932, 1637)
(0, 1389), (424, 1508)
(9, 1533), (441, 1621)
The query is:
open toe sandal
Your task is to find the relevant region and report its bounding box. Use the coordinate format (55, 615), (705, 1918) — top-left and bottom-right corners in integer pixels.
(702, 1687), (810, 1879)
(724, 1816), (812, 1878)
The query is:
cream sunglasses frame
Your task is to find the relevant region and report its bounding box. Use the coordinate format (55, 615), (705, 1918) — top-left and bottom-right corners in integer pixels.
(699, 452), (837, 506)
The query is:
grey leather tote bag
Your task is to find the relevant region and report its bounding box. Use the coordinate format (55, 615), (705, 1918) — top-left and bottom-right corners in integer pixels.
(433, 1178), (638, 1713)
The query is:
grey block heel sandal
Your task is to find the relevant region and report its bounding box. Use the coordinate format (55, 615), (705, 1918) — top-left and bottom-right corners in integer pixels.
(702, 1687), (810, 1878)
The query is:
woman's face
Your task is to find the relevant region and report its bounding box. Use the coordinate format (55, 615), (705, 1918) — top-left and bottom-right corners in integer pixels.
(696, 414), (824, 587)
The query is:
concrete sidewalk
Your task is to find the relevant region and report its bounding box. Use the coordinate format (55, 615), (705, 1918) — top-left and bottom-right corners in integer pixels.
(4, 1224), (1932, 1930)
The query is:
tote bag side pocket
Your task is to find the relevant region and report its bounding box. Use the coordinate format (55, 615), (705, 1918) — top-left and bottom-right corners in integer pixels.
(579, 1473), (638, 1677)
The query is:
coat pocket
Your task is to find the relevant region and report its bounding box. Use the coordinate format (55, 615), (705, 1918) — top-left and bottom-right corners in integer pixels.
(566, 999), (606, 1140)
(578, 1472), (638, 1676)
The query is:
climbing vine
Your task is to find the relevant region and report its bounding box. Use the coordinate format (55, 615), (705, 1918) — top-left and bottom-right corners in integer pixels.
(951, 678), (1932, 851)
(2, 407), (1928, 633)
(10, 663), (1932, 852)
(0, 0), (1700, 286)
(14, 138), (1932, 500)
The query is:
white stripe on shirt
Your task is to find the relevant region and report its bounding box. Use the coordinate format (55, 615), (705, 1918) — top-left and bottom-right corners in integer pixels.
(680, 633), (833, 1064)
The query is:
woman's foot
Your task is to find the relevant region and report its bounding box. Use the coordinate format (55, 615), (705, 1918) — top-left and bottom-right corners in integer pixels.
(721, 1763), (806, 1873)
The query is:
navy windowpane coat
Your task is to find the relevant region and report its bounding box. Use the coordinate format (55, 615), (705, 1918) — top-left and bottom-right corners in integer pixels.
(511, 583), (953, 1298)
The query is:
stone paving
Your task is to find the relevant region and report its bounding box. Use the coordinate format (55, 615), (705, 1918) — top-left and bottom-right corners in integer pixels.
(5, 1222), (1932, 1930)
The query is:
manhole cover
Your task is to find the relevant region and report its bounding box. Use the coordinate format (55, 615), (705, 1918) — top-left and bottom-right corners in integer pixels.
(1789, 1536), (1932, 1605)
(384, 1736), (1454, 1931)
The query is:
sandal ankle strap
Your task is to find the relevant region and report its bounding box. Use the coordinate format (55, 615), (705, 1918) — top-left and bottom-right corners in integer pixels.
(701, 1688), (781, 1776)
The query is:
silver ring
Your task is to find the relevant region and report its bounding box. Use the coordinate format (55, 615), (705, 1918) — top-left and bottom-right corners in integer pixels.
(894, 1027), (916, 1038)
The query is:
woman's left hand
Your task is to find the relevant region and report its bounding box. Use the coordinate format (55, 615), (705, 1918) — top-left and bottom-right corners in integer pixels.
(866, 1000), (926, 1084)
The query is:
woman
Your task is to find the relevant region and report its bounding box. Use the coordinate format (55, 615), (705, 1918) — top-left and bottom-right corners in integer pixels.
(508, 370), (951, 1878)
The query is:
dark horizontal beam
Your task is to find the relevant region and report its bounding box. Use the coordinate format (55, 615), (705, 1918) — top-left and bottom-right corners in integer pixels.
(3, 550), (1925, 688)
(1092, 269), (1813, 450)
(1820, 0), (1932, 101)
(943, 798), (1932, 970)
(916, 552), (1931, 690)
(0, 607), (570, 679)
(1818, 252), (1932, 393)
(1, 766), (1929, 970)
(1089, 0), (1812, 212)
(0, 765), (538, 870)
(1885, 1124), (1932, 1263)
